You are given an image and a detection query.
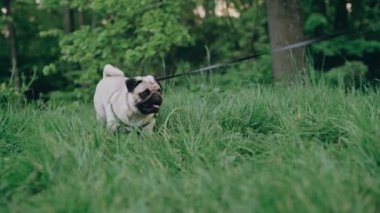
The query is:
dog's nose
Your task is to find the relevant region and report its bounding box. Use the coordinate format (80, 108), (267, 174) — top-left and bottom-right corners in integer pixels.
(151, 93), (162, 105)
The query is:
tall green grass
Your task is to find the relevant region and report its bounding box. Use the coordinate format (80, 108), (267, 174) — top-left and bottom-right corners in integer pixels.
(1, 84), (380, 212)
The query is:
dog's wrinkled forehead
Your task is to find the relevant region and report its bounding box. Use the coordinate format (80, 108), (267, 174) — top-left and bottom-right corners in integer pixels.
(125, 75), (161, 93)
(136, 75), (160, 92)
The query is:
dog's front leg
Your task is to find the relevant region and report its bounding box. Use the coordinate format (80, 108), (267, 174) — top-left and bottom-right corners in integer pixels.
(141, 119), (156, 134)
(105, 104), (119, 132)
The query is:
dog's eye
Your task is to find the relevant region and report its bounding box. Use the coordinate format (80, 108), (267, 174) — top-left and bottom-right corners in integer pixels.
(140, 89), (150, 98)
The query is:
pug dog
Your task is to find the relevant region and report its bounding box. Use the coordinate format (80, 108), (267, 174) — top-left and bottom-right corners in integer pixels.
(93, 64), (163, 133)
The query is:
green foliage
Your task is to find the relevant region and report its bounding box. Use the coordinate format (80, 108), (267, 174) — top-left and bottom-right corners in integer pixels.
(0, 71), (37, 103)
(36, 0), (272, 99)
(129, 5), (192, 60)
(302, 0), (380, 59)
(0, 0), (64, 100)
(0, 82), (19, 102)
(56, 0), (192, 88)
(191, 1), (268, 59)
(1, 84), (380, 212)
(1, 0), (379, 100)
(324, 61), (368, 87)
(304, 13), (328, 34)
(314, 38), (380, 57)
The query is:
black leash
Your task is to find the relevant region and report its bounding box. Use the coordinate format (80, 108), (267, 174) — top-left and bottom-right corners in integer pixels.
(157, 31), (354, 81)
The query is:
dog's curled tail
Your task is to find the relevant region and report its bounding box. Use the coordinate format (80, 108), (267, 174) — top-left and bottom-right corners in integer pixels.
(103, 64), (125, 78)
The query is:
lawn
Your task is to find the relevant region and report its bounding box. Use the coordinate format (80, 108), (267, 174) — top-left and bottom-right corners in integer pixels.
(1, 84), (380, 212)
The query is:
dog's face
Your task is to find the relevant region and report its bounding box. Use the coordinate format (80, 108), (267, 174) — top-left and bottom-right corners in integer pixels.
(125, 75), (163, 115)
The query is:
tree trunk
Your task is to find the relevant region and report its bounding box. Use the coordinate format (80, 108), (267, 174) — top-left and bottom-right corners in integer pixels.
(266, 0), (305, 82)
(91, 13), (97, 28)
(315, 0), (327, 36)
(334, 0), (348, 31)
(78, 10), (85, 27)
(4, 0), (20, 92)
(315, 0), (326, 14)
(63, 4), (74, 33)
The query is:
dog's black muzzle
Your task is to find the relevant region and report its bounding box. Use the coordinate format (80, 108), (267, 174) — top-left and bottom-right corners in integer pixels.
(137, 93), (163, 115)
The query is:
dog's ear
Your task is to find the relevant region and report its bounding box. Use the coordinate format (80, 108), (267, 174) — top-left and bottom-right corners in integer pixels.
(154, 76), (162, 90)
(125, 78), (142, 92)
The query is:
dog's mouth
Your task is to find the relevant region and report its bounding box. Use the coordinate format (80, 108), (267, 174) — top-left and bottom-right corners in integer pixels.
(139, 104), (161, 114)
(137, 94), (162, 115)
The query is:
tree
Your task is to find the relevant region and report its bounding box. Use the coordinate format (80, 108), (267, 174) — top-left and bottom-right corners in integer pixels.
(302, 0), (380, 80)
(3, 0), (20, 92)
(63, 3), (74, 33)
(54, 0), (193, 96)
(266, 0), (305, 82)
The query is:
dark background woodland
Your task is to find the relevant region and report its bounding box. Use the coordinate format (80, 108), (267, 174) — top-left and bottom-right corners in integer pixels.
(1, 0), (379, 101)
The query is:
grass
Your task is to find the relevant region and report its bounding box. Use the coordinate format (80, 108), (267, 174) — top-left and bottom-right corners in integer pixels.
(1, 83), (380, 212)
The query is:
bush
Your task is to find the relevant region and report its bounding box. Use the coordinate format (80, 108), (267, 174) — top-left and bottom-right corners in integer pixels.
(324, 61), (368, 88)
